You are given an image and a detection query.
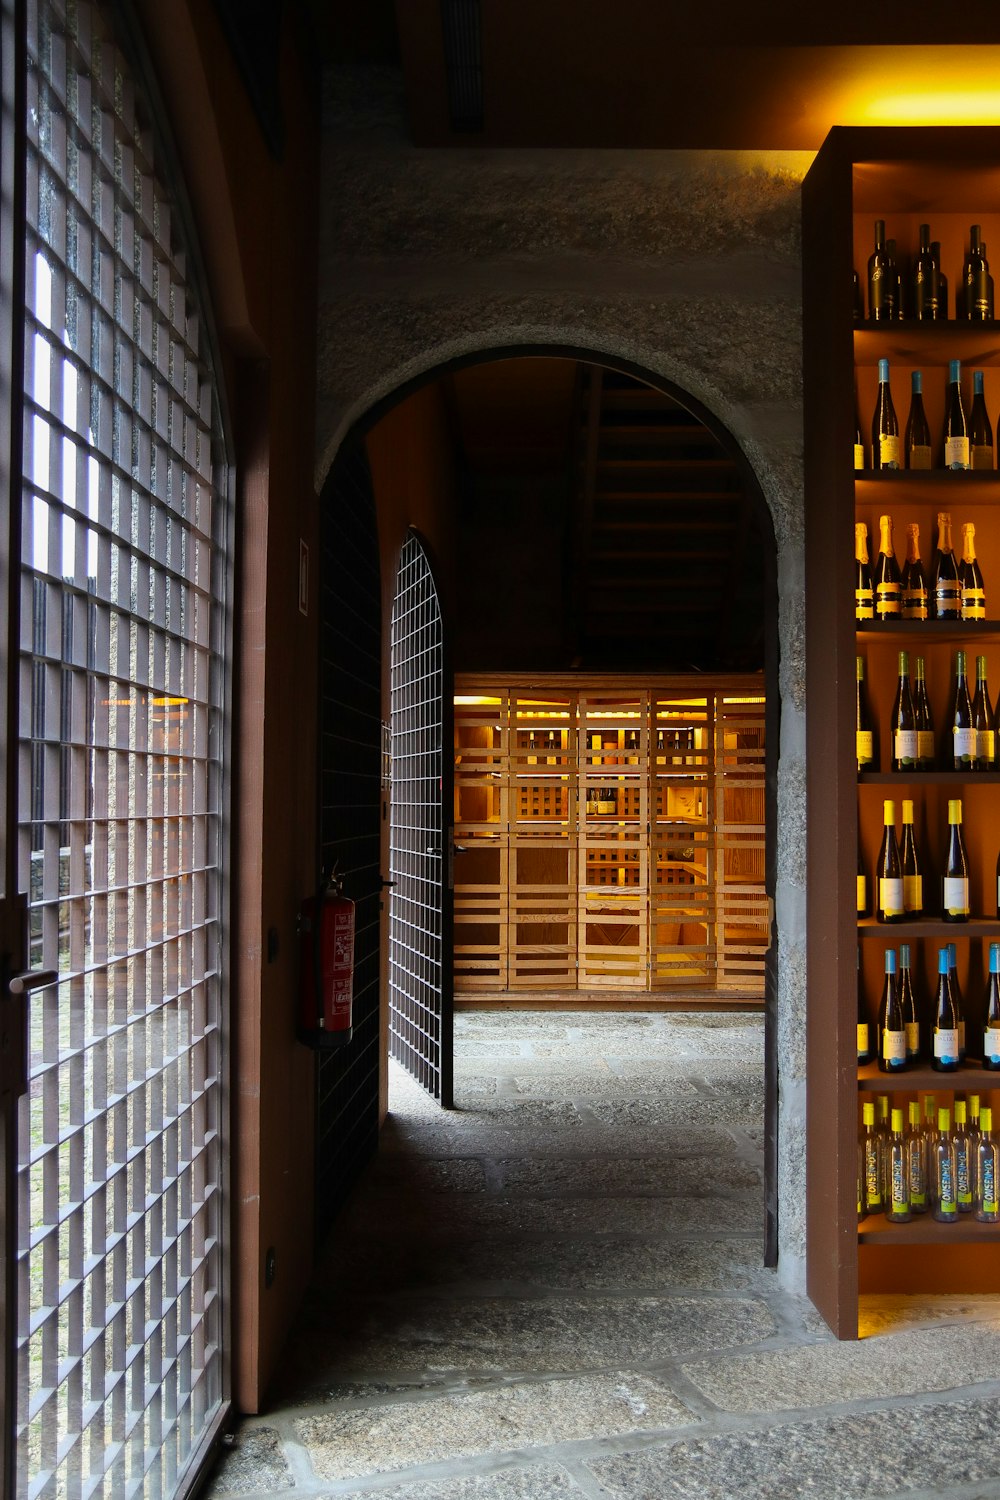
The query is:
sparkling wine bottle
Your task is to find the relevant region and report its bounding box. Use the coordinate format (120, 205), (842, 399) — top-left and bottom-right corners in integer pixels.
(949, 651), (976, 770)
(970, 370), (994, 469)
(900, 803), (923, 918)
(914, 657), (935, 768)
(984, 942), (1000, 1071)
(942, 799), (970, 921)
(931, 513), (961, 619)
(906, 1099), (928, 1214)
(961, 224), (994, 322)
(975, 1106), (999, 1222)
(943, 360), (971, 470)
(972, 654), (995, 769)
(886, 1106), (911, 1222)
(872, 359), (901, 470)
(856, 655), (875, 771)
(878, 948), (907, 1073)
(867, 219), (895, 321)
(855, 523), (873, 621)
(911, 222), (940, 320)
(932, 946), (960, 1071)
(931, 1106), (959, 1222)
(901, 525), (928, 619)
(960, 524), (986, 620)
(876, 799), (903, 923)
(905, 371), (933, 468)
(874, 513), (901, 618)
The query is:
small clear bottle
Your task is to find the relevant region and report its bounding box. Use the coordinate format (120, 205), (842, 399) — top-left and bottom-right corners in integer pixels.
(931, 1106), (959, 1223)
(885, 1106), (911, 1223)
(974, 1105), (999, 1223)
(953, 1099), (975, 1213)
(860, 1101), (883, 1217)
(905, 1099), (928, 1214)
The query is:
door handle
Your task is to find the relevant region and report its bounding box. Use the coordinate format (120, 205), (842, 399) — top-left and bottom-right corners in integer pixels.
(9, 969), (58, 995)
(1, 970), (55, 1101)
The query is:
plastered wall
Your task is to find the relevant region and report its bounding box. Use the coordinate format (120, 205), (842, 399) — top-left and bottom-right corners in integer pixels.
(316, 65), (813, 1288)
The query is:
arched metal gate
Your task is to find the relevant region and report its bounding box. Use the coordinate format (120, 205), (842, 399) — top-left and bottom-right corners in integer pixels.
(389, 533), (452, 1105)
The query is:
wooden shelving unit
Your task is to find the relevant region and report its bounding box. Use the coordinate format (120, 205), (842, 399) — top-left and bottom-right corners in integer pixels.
(453, 674), (767, 997)
(805, 126), (1000, 1338)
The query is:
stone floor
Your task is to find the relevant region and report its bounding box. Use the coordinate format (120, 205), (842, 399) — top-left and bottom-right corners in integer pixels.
(202, 1012), (1000, 1500)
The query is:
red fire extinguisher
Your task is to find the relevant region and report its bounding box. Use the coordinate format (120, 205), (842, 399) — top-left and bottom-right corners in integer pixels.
(298, 868), (354, 1048)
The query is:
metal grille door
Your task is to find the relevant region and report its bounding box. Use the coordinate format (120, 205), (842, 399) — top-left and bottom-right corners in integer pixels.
(389, 534), (451, 1104)
(15, 3), (230, 1492)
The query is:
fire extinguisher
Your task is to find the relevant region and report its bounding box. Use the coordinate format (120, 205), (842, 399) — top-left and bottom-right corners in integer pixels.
(298, 867), (354, 1049)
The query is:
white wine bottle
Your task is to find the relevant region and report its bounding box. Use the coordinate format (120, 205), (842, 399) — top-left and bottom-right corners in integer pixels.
(931, 946), (960, 1071)
(900, 803), (923, 918)
(960, 524), (986, 621)
(872, 359), (901, 469)
(943, 360), (970, 470)
(931, 1106), (959, 1223)
(972, 654), (995, 769)
(874, 513), (901, 618)
(949, 942), (966, 1060)
(876, 800), (904, 923)
(975, 1106), (999, 1222)
(942, 798), (970, 921)
(890, 653), (917, 770)
(885, 1106), (911, 1222)
(899, 942), (921, 1059)
(877, 948), (907, 1073)
(970, 370), (994, 469)
(901, 525), (928, 619)
(914, 657), (935, 768)
(857, 946), (873, 1065)
(856, 655), (875, 771)
(931, 513), (961, 619)
(984, 942), (1000, 1070)
(905, 371), (933, 468)
(855, 522), (874, 620)
(949, 651), (976, 770)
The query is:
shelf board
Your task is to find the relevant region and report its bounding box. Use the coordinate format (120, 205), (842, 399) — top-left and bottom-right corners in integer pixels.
(856, 621), (1000, 640)
(858, 1213), (1000, 1245)
(857, 918), (1000, 937)
(858, 771), (1000, 783)
(857, 1061), (1000, 1089)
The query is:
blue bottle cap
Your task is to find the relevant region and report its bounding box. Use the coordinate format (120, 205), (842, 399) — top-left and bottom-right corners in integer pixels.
(950, 359), (962, 383)
(991, 943), (1000, 974)
(949, 943), (958, 965)
(900, 943), (911, 966)
(939, 948), (950, 974)
(885, 949), (897, 974)
(975, 370), (985, 394)
(879, 358), (891, 382)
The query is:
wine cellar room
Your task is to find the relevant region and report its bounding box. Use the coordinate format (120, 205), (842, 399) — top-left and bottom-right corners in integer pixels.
(363, 353), (775, 1014)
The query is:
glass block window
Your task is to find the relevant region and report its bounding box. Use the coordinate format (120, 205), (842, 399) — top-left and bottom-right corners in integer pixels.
(15, 1), (230, 1494)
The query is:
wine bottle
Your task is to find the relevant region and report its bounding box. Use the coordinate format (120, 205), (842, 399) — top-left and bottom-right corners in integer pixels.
(868, 219), (895, 321)
(877, 948), (907, 1073)
(972, 654), (995, 770)
(932, 946), (960, 1070)
(860, 1101), (882, 1215)
(856, 655), (875, 771)
(876, 799), (904, 923)
(943, 360), (970, 470)
(960, 524), (987, 621)
(853, 267), (864, 324)
(901, 525), (928, 619)
(905, 371), (933, 468)
(933, 241), (949, 318)
(906, 1099), (928, 1214)
(914, 657), (935, 768)
(975, 1106), (999, 1222)
(872, 359), (901, 469)
(949, 650), (976, 770)
(970, 370), (994, 469)
(962, 224), (994, 322)
(931, 513), (961, 619)
(942, 798), (970, 921)
(857, 841), (870, 919)
(954, 1099), (974, 1213)
(949, 942), (966, 1060)
(873, 513), (901, 618)
(887, 238), (903, 320)
(931, 1106), (959, 1222)
(984, 942), (1000, 1070)
(899, 942), (921, 1059)
(857, 946), (873, 1066)
(854, 405), (865, 470)
(890, 652), (917, 770)
(911, 222), (940, 320)
(885, 1106), (911, 1222)
(900, 802), (923, 918)
(855, 523), (873, 621)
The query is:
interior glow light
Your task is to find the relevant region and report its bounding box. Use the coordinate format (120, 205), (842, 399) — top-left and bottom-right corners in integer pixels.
(860, 91), (1000, 125)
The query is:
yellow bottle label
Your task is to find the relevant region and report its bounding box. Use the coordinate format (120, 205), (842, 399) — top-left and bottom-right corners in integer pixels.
(909, 444), (932, 469)
(857, 730), (873, 762)
(946, 435), (971, 468)
(858, 1022), (870, 1053)
(878, 435), (901, 467)
(904, 874), (922, 910)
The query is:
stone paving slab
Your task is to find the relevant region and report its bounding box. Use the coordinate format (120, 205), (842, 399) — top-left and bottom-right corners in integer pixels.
(494, 1152), (762, 1196)
(294, 1372), (696, 1481)
(377, 1123), (745, 1160)
(394, 1191), (767, 1236)
(204, 1428), (292, 1495)
(323, 1462), (590, 1498)
(586, 1095), (761, 1128)
(585, 1394), (1000, 1500)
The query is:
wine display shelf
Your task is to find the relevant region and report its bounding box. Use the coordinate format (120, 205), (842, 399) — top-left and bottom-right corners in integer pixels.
(453, 674), (767, 995)
(805, 126), (1000, 1339)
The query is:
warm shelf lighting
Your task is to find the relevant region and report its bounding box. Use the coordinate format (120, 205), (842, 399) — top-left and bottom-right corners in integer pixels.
(824, 48), (1000, 129)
